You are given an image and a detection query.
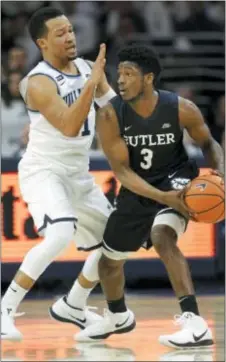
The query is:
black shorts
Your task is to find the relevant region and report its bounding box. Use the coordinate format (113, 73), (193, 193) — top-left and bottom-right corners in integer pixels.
(103, 162), (199, 254)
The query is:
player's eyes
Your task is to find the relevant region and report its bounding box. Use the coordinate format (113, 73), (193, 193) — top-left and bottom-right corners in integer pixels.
(56, 28), (74, 37)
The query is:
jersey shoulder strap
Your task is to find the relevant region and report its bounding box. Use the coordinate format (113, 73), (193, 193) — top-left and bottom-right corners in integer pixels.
(74, 58), (92, 76)
(19, 61), (61, 101)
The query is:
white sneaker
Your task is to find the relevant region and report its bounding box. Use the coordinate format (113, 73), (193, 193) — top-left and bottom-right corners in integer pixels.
(49, 296), (102, 329)
(159, 312), (214, 349)
(1, 308), (23, 341)
(74, 309), (136, 342)
(160, 350), (214, 361)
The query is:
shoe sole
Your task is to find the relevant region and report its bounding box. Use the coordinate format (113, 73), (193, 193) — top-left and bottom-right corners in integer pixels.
(76, 319), (136, 342)
(160, 339), (214, 349)
(49, 307), (85, 330)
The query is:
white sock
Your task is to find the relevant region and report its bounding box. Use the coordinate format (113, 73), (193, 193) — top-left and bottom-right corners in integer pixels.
(66, 280), (92, 309)
(2, 280), (28, 313)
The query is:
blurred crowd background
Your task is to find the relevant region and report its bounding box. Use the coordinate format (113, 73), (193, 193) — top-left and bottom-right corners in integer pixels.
(1, 0), (225, 159)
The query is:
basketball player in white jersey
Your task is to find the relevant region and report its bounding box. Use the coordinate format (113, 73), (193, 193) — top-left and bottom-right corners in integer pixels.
(1, 7), (116, 340)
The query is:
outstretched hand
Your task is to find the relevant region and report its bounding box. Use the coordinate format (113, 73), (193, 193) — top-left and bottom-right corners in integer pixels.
(90, 44), (106, 86)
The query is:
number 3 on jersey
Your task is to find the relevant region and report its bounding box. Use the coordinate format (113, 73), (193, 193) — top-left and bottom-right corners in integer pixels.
(140, 148), (153, 169)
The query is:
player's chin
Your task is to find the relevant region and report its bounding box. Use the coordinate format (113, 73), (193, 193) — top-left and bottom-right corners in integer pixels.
(67, 54), (77, 61)
(120, 93), (132, 101)
(66, 49), (77, 61)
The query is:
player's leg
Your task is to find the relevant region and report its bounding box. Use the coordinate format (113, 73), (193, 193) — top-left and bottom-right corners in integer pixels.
(150, 209), (213, 348)
(66, 251), (100, 310)
(1, 173), (91, 340)
(49, 248), (104, 329)
(98, 215), (130, 313)
(1, 217), (76, 340)
(50, 183), (112, 327)
(75, 205), (150, 341)
(75, 246), (135, 341)
(152, 213), (196, 308)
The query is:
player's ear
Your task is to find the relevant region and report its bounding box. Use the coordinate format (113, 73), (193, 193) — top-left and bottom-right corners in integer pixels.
(145, 73), (154, 85)
(37, 38), (47, 50)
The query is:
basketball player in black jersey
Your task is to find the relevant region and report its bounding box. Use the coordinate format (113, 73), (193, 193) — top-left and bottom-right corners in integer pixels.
(75, 44), (224, 348)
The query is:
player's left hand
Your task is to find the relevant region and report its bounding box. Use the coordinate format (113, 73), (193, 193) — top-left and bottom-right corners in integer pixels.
(177, 189), (198, 222)
(163, 190), (197, 221)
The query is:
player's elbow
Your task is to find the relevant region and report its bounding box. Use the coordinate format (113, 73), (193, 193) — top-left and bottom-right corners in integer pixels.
(58, 124), (79, 137)
(62, 128), (79, 137)
(60, 114), (80, 137)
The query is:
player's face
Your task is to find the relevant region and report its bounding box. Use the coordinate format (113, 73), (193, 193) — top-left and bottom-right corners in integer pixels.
(38, 16), (77, 61)
(117, 62), (145, 102)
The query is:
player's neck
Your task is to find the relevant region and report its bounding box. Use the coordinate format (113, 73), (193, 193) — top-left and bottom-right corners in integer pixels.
(42, 54), (78, 75)
(129, 89), (159, 118)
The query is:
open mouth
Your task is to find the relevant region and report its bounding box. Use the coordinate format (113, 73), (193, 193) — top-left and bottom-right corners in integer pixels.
(67, 46), (76, 51)
(119, 90), (126, 96)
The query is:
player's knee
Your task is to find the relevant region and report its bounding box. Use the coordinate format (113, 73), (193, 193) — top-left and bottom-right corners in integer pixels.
(151, 224), (177, 256)
(99, 254), (125, 278)
(45, 221), (75, 251)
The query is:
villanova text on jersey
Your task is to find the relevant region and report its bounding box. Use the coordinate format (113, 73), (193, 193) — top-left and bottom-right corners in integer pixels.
(63, 89), (79, 106)
(63, 87), (87, 107)
(110, 90), (189, 182)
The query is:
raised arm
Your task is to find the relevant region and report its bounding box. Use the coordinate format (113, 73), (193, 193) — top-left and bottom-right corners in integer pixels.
(25, 44), (106, 137)
(96, 103), (191, 220)
(85, 60), (116, 104)
(179, 97), (224, 176)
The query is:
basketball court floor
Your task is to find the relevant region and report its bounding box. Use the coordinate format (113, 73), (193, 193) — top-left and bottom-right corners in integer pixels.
(1, 294), (224, 361)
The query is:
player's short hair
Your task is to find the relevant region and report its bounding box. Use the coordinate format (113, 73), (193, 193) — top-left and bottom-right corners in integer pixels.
(28, 7), (64, 44)
(117, 44), (162, 84)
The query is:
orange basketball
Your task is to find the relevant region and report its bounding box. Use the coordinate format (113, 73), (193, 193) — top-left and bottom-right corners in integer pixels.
(183, 174), (225, 223)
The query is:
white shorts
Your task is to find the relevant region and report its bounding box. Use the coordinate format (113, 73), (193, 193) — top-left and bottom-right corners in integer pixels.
(19, 168), (113, 251)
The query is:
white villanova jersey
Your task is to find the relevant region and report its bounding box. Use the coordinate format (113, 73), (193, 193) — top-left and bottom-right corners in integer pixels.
(19, 58), (96, 173)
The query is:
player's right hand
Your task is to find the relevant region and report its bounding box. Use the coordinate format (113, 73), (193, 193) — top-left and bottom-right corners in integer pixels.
(162, 190), (196, 220)
(90, 44), (106, 86)
(209, 169), (224, 185)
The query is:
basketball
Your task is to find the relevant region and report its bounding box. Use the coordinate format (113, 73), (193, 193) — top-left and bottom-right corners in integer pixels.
(183, 174), (225, 223)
